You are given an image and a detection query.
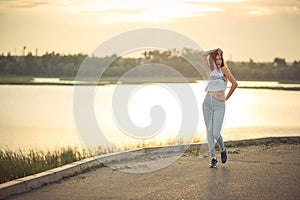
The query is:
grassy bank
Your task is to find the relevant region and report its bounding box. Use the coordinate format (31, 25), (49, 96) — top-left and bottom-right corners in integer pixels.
(0, 76), (34, 84)
(0, 137), (201, 184)
(0, 147), (91, 184)
(1, 136), (299, 184)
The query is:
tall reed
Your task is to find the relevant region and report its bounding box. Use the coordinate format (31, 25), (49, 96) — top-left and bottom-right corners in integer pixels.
(0, 136), (204, 184)
(0, 146), (90, 184)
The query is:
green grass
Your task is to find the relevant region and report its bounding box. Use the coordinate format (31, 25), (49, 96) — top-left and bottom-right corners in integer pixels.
(0, 136), (205, 184)
(0, 75), (33, 84)
(0, 146), (91, 184)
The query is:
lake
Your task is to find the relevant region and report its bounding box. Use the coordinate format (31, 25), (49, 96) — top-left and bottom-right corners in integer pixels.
(0, 82), (300, 150)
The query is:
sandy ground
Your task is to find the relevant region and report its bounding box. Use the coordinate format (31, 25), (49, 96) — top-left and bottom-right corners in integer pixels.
(7, 143), (300, 200)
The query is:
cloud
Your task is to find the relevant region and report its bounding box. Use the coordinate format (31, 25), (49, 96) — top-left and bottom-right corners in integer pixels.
(243, 6), (272, 16)
(3, 0), (298, 24)
(0, 0), (243, 23)
(187, 0), (246, 3)
(56, 0), (223, 24)
(0, 0), (51, 9)
(186, 0), (300, 17)
(241, 0), (300, 16)
(97, 5), (221, 24)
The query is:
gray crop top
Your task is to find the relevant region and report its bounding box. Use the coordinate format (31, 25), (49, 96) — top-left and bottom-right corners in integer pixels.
(205, 68), (227, 92)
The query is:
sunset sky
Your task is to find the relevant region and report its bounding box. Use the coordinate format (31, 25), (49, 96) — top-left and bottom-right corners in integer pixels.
(0, 0), (299, 61)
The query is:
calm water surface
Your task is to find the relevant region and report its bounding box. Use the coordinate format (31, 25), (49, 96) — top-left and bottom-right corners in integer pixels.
(0, 83), (299, 150)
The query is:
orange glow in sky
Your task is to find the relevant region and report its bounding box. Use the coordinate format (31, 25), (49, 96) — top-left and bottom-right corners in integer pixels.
(0, 0), (299, 61)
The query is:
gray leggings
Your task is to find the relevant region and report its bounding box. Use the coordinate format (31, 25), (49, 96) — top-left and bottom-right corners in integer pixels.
(202, 93), (225, 157)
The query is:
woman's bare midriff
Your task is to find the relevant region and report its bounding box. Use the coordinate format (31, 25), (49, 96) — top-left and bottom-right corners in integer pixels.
(208, 91), (225, 101)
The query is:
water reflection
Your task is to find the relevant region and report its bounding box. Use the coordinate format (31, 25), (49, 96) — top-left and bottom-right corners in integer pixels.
(0, 83), (299, 150)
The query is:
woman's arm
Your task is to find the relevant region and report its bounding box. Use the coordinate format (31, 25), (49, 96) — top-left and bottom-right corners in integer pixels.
(221, 66), (238, 100)
(201, 48), (219, 77)
(203, 48), (220, 55)
(201, 52), (210, 78)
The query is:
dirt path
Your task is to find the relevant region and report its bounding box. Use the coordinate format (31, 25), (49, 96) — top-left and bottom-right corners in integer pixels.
(8, 143), (300, 200)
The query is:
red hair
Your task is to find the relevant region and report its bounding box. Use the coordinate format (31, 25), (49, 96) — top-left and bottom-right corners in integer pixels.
(209, 50), (225, 68)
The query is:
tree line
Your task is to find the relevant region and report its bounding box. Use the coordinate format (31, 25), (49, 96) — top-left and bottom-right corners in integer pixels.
(0, 50), (300, 81)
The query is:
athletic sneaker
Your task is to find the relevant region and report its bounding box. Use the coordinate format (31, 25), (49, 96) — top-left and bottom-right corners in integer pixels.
(221, 149), (227, 163)
(209, 158), (218, 168)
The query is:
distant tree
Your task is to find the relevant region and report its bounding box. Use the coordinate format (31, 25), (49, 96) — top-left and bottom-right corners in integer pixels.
(293, 60), (300, 67)
(0, 50), (299, 81)
(249, 58), (256, 68)
(273, 57), (287, 67)
(22, 46), (26, 56)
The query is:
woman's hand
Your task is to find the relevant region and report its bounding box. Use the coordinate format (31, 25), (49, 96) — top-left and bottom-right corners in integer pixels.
(217, 48), (223, 55)
(202, 48), (222, 57)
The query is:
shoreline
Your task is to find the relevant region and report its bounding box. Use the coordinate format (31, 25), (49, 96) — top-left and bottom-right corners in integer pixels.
(1, 75), (300, 90)
(1, 82), (300, 91)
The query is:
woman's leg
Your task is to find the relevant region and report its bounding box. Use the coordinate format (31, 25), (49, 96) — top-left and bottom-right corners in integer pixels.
(212, 99), (225, 151)
(202, 95), (216, 157)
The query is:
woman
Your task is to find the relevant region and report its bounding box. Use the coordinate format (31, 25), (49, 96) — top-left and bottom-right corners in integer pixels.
(201, 48), (238, 168)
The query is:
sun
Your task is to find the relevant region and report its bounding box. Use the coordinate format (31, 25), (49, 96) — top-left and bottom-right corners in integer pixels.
(60, 0), (223, 24)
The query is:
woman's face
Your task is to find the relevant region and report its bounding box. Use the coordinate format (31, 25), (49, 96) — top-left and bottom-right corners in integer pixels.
(215, 54), (222, 68)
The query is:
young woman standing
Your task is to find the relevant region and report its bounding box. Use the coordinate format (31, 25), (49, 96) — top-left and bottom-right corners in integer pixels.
(201, 48), (238, 168)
